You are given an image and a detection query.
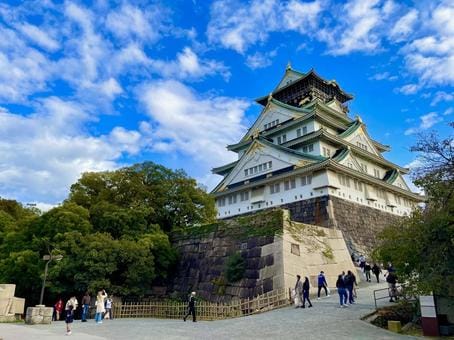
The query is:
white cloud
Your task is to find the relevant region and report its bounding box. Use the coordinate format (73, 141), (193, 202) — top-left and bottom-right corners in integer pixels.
(16, 23), (60, 51)
(0, 101), (144, 204)
(397, 84), (419, 95)
(369, 71), (398, 81)
(207, 0), (323, 54)
(140, 80), (249, 166)
(105, 4), (164, 43)
(245, 50), (277, 69)
(443, 107), (453, 116)
(322, 0), (390, 56)
(150, 47), (230, 80)
(404, 112), (443, 135)
(431, 91), (454, 106)
(401, 2), (454, 87)
(389, 8), (418, 42)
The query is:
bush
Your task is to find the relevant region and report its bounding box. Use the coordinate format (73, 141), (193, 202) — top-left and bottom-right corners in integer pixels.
(225, 253), (246, 283)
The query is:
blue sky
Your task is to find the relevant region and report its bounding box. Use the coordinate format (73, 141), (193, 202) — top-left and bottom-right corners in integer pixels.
(0, 0), (452, 209)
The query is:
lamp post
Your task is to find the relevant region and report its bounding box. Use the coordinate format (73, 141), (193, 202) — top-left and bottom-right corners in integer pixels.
(39, 253), (63, 306)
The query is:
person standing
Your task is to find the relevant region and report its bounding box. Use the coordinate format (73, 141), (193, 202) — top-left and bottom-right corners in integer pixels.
(317, 271), (329, 299)
(95, 290), (107, 324)
(372, 263), (382, 283)
(105, 297), (113, 320)
(344, 270), (357, 304)
(294, 275), (303, 308)
(183, 292), (197, 322)
(54, 298), (64, 321)
(65, 296), (78, 335)
(302, 277), (313, 308)
(364, 262), (372, 282)
(81, 292), (90, 322)
(386, 272), (398, 302)
(336, 274), (348, 308)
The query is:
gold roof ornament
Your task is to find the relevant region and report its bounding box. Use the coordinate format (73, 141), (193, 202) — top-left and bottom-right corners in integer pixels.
(267, 92), (273, 102)
(251, 128), (260, 139)
(355, 115), (363, 123)
(286, 61), (292, 71)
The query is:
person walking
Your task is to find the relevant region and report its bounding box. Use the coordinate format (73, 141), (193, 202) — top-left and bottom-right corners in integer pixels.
(105, 297), (113, 320)
(95, 290), (107, 324)
(294, 275), (303, 308)
(317, 271), (329, 299)
(372, 263), (382, 283)
(65, 296), (78, 335)
(336, 274), (348, 308)
(81, 292), (90, 322)
(302, 277), (313, 308)
(386, 272), (399, 302)
(344, 270), (357, 304)
(359, 255), (366, 271)
(183, 292), (197, 322)
(364, 262), (372, 282)
(54, 298), (64, 321)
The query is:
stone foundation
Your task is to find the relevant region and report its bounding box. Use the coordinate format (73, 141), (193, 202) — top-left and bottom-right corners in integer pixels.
(170, 209), (356, 302)
(25, 305), (53, 325)
(0, 284), (25, 322)
(284, 195), (402, 254)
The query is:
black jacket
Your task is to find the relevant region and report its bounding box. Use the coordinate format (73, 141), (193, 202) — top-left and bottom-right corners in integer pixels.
(336, 278), (346, 289)
(188, 296), (196, 308)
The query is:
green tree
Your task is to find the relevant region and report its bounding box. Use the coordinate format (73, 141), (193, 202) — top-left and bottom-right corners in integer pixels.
(373, 124), (454, 294)
(68, 162), (215, 232)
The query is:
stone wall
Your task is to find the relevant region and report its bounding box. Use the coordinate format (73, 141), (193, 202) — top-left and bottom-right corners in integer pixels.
(170, 210), (282, 303)
(284, 195), (402, 255)
(328, 196), (401, 254)
(170, 209), (356, 302)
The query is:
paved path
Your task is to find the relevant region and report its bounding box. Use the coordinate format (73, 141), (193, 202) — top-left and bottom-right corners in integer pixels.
(0, 278), (419, 340)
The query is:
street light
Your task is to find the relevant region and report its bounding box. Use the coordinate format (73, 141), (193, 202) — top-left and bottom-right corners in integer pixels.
(39, 253), (63, 306)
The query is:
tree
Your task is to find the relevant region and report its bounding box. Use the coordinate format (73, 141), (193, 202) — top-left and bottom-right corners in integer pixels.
(68, 162), (216, 232)
(373, 124), (454, 294)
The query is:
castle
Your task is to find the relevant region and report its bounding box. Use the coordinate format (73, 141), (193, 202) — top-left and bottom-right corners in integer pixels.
(211, 65), (424, 252)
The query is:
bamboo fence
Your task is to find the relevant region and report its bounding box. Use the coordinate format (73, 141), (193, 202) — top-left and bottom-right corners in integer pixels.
(112, 287), (290, 321)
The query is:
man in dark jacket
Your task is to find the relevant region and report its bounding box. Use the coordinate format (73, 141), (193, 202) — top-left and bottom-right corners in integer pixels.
(344, 270), (357, 304)
(386, 272), (398, 302)
(317, 271), (329, 299)
(183, 292), (197, 322)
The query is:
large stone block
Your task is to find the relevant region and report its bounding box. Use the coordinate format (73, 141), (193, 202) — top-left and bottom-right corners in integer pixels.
(0, 284), (16, 299)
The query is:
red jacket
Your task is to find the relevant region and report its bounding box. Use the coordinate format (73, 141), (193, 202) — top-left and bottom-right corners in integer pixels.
(54, 300), (63, 312)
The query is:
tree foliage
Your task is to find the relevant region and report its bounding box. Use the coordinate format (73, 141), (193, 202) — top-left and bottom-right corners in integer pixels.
(0, 162), (215, 304)
(373, 124), (454, 295)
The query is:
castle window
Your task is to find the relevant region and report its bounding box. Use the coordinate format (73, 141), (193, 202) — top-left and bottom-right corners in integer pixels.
(303, 126), (307, 135)
(228, 194), (237, 205)
(218, 197), (226, 207)
(301, 175), (312, 186)
(268, 161), (272, 169)
(282, 134), (287, 143)
(297, 128), (301, 137)
(258, 164), (263, 171)
(374, 169), (380, 178)
(277, 136), (281, 144)
(270, 183), (280, 194)
(240, 191), (249, 201)
(361, 163), (368, 173)
(284, 178), (296, 191)
(291, 243), (300, 256)
(244, 169), (248, 176)
(308, 144), (314, 152)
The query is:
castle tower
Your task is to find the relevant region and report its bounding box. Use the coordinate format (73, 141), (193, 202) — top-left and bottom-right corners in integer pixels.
(211, 66), (424, 252)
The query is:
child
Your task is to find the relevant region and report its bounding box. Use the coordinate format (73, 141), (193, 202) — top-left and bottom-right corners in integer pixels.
(65, 296), (78, 335)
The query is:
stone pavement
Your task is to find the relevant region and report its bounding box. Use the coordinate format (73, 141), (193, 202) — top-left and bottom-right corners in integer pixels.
(0, 278), (419, 340)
